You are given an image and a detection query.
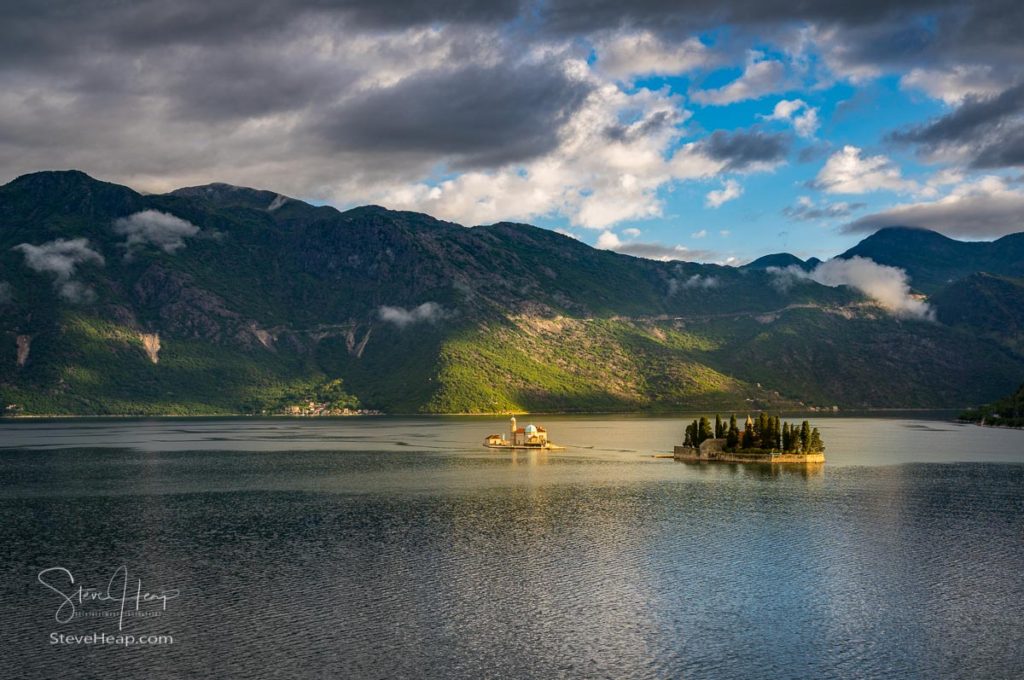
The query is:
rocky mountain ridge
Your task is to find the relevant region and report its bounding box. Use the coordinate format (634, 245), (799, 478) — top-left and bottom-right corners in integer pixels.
(1, 170), (1022, 415)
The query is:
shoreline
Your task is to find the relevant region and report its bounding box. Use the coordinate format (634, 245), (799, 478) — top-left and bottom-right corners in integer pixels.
(958, 419), (1024, 430)
(1, 408), (963, 422)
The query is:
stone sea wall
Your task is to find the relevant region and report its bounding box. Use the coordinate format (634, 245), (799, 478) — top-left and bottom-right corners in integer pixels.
(673, 444), (825, 464)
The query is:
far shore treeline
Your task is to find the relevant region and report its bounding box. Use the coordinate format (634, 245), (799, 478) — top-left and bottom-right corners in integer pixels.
(683, 413), (824, 454)
(959, 383), (1024, 428)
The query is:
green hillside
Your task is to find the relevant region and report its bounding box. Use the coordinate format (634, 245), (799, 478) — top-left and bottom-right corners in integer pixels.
(839, 226), (1024, 294)
(931, 273), (1024, 354)
(2, 170), (1023, 415)
(960, 383), (1024, 428)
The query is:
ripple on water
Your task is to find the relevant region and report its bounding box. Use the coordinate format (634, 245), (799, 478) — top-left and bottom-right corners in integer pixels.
(0, 422), (1022, 679)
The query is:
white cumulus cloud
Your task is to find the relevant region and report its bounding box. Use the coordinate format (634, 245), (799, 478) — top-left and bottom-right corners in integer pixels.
(691, 51), (787, 106)
(770, 256), (933, 320)
(899, 66), (1005, 105)
(378, 76), (692, 229)
(815, 145), (917, 194)
(705, 179), (743, 208)
(373, 52), (788, 230)
(594, 31), (713, 79)
(763, 99), (820, 137)
(113, 210), (200, 254)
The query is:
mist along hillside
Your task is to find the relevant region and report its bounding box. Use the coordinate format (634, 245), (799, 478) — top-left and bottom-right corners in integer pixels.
(1, 170), (1023, 415)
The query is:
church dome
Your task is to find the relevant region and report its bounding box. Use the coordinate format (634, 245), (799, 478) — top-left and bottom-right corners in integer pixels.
(525, 424), (538, 434)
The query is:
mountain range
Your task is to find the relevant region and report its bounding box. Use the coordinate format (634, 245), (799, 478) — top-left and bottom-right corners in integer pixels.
(2, 170), (1023, 415)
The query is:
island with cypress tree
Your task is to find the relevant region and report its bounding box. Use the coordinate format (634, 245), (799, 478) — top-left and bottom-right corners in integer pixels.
(674, 413), (826, 464)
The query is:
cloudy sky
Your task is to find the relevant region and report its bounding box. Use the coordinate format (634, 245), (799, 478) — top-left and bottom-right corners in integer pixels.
(1, 0), (1022, 263)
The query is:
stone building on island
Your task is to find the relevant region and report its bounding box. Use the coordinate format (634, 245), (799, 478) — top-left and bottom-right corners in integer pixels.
(484, 416), (563, 450)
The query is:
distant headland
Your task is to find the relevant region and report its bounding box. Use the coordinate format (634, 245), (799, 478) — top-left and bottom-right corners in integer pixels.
(674, 413), (825, 464)
(959, 383), (1023, 429)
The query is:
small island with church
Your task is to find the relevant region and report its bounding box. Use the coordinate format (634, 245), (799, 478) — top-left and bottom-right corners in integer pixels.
(674, 413), (825, 464)
(484, 416), (565, 451)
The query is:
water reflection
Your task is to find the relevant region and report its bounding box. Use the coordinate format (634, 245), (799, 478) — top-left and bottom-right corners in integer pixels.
(0, 419), (1022, 679)
(508, 449), (551, 467)
(677, 460), (826, 480)
(3, 416), (1023, 467)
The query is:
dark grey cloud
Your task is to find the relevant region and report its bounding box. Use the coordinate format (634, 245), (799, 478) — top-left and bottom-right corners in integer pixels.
(317, 62), (593, 168)
(700, 129), (791, 171)
(0, 1), (522, 63)
(890, 82), (1024, 168)
(796, 143), (832, 164)
(604, 110), (674, 142)
(162, 47), (357, 122)
(0, 1), (547, 192)
(783, 200), (865, 221)
(539, 1), (1024, 104)
(0, 0), (1022, 217)
(536, 0), (945, 34)
(538, 0), (1023, 62)
(843, 187), (1024, 238)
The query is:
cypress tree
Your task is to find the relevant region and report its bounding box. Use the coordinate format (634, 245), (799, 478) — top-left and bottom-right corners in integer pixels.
(800, 421), (811, 452)
(726, 424), (739, 449)
(698, 416), (714, 444)
(772, 416), (782, 450)
(809, 427), (824, 453)
(742, 425), (755, 449)
(715, 414), (723, 439)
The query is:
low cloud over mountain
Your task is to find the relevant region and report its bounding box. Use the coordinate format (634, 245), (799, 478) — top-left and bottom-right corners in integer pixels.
(114, 210), (200, 255)
(12, 238), (104, 302)
(771, 257), (934, 320)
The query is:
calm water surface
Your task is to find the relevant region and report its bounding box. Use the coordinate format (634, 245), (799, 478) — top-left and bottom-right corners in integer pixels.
(0, 416), (1022, 679)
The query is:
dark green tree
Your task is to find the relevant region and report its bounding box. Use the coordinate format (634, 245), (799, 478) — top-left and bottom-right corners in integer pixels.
(757, 412), (769, 448)
(809, 427), (824, 453)
(715, 414), (723, 439)
(698, 416), (714, 444)
(726, 424), (739, 449)
(684, 420), (699, 447)
(742, 424), (755, 449)
(800, 421), (811, 452)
